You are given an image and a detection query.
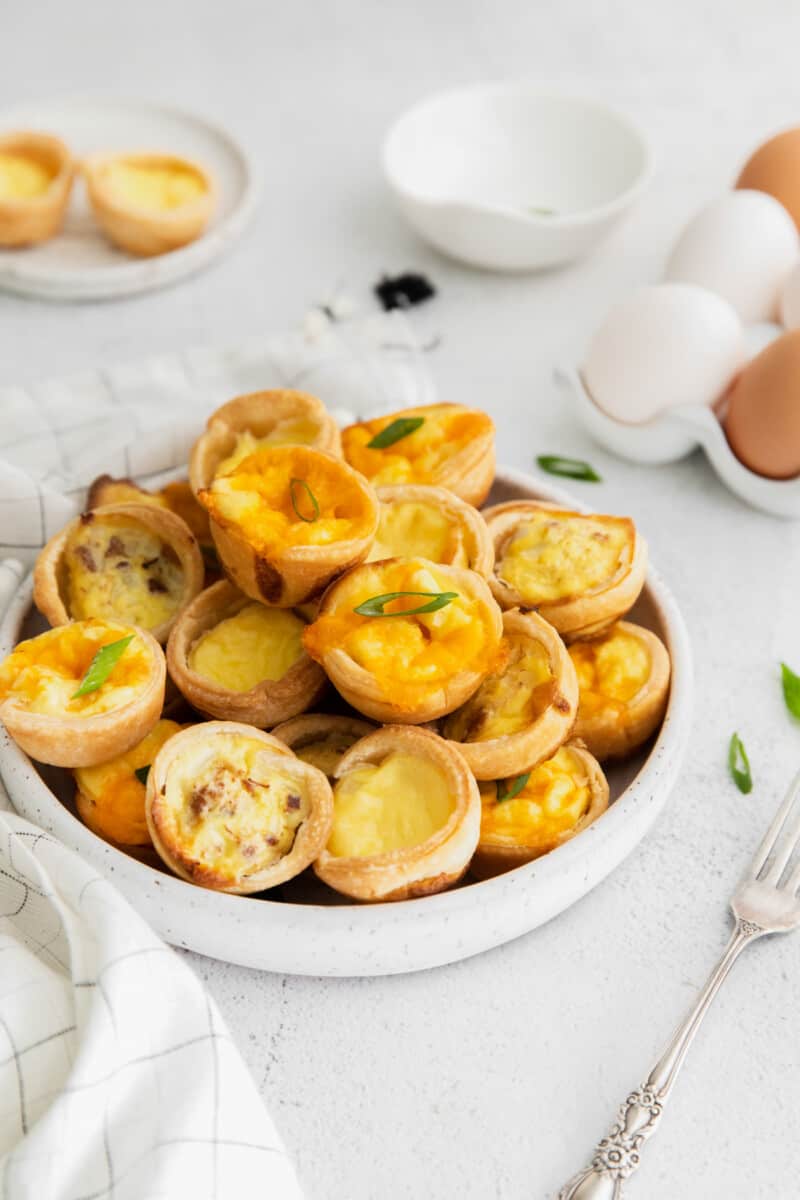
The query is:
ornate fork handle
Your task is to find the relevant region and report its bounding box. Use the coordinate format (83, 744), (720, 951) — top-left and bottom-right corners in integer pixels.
(557, 918), (764, 1199)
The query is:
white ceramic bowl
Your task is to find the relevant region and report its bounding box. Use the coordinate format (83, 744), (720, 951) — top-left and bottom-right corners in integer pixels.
(382, 84), (652, 271)
(0, 471), (691, 976)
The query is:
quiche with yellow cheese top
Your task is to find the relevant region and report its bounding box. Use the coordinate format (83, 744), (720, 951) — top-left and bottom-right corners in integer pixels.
(0, 131), (74, 247)
(190, 390), (342, 495)
(167, 580), (326, 726)
(484, 500), (647, 639)
(568, 621), (670, 761)
(34, 502), (205, 643)
(146, 721), (333, 893)
(303, 557), (504, 724)
(200, 445), (379, 607)
(369, 484), (494, 577)
(0, 619), (165, 767)
(271, 713), (376, 780)
(341, 403), (495, 507)
(472, 743), (609, 878)
(442, 608), (578, 780)
(314, 725), (481, 901)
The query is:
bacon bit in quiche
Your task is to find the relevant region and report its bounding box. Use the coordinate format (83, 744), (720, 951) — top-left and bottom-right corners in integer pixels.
(147, 578), (168, 594)
(74, 545), (97, 572)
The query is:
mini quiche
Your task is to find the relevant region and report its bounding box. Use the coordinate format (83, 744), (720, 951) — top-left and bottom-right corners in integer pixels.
(167, 580), (326, 726)
(341, 403), (496, 507)
(442, 608), (578, 780)
(484, 500), (647, 639)
(34, 503), (204, 643)
(146, 721), (333, 893)
(0, 131), (74, 247)
(472, 742), (609, 879)
(189, 390), (342, 494)
(303, 557), (504, 724)
(568, 621), (670, 761)
(199, 445), (379, 607)
(314, 725), (481, 901)
(369, 485), (494, 577)
(83, 151), (214, 257)
(87, 474), (213, 555)
(271, 713), (376, 780)
(0, 620), (165, 767)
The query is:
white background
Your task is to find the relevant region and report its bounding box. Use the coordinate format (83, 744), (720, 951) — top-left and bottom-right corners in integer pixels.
(3, 2), (800, 1196)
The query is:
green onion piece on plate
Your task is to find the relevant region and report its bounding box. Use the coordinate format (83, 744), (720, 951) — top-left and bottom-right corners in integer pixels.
(496, 773), (531, 803)
(72, 635), (134, 699)
(353, 590), (458, 618)
(367, 416), (425, 450)
(781, 662), (800, 719)
(728, 732), (752, 794)
(536, 454), (601, 482)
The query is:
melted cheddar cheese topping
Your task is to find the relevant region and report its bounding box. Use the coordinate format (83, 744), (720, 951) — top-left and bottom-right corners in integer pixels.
(292, 730), (365, 780)
(0, 152), (54, 199)
(189, 603), (305, 691)
(342, 404), (492, 487)
(368, 500), (469, 566)
(480, 747), (591, 849)
(103, 159), (207, 211)
(0, 621), (152, 717)
(215, 421), (322, 478)
(569, 626), (650, 719)
(63, 514), (185, 631)
(328, 752), (453, 857)
(444, 634), (554, 742)
(497, 511), (634, 605)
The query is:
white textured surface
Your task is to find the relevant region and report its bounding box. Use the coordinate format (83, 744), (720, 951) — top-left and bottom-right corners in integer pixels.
(2, 1), (800, 1196)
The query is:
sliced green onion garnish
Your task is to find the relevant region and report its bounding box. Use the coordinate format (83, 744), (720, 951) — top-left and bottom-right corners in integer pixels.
(781, 662), (800, 719)
(536, 455), (601, 482)
(367, 416), (425, 449)
(72, 635), (134, 699)
(289, 477), (320, 523)
(353, 590), (458, 618)
(134, 765), (151, 786)
(728, 732), (752, 794)
(496, 773), (531, 803)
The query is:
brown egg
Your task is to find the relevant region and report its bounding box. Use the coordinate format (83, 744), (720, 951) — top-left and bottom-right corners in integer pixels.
(737, 128), (800, 229)
(724, 330), (800, 479)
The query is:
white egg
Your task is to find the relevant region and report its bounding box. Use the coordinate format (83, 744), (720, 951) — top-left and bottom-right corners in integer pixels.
(664, 190), (798, 323)
(582, 283), (744, 424)
(779, 259), (800, 329)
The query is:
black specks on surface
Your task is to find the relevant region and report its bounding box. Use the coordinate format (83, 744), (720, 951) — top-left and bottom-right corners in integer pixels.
(374, 272), (436, 311)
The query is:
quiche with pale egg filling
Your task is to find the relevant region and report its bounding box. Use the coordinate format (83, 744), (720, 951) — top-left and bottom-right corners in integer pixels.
(86, 474), (214, 559)
(167, 580), (326, 726)
(472, 742), (609, 878)
(313, 725), (480, 901)
(146, 722), (333, 892)
(442, 608), (578, 780)
(0, 131), (74, 247)
(33, 503), (204, 643)
(568, 621), (670, 761)
(189, 390), (342, 494)
(302, 557), (504, 724)
(271, 713), (376, 780)
(341, 403), (496, 507)
(368, 484), (494, 577)
(484, 500), (647, 639)
(199, 444), (379, 607)
(0, 619), (165, 767)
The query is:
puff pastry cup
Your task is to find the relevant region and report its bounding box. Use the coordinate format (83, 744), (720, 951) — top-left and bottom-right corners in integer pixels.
(341, 403), (496, 507)
(189, 390), (343, 495)
(484, 500), (647, 640)
(0, 620), (165, 768)
(33, 502), (205, 644)
(472, 742), (609, 879)
(83, 151), (214, 257)
(369, 484), (494, 577)
(166, 580), (326, 726)
(568, 621), (670, 762)
(313, 725), (481, 901)
(0, 131), (74, 247)
(145, 721), (333, 893)
(199, 445), (379, 607)
(271, 713), (376, 780)
(442, 608), (578, 780)
(303, 557), (504, 724)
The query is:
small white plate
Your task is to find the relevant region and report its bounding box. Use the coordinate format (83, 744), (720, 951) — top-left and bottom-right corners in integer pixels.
(0, 96), (260, 301)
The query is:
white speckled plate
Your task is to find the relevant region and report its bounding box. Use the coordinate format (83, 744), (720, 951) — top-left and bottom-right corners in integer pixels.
(0, 96), (259, 301)
(0, 469), (692, 975)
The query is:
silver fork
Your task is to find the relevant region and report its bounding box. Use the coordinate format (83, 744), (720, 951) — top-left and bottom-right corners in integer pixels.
(558, 768), (800, 1199)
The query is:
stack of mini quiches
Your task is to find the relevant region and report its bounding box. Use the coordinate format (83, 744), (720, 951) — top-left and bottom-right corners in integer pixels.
(0, 388), (671, 903)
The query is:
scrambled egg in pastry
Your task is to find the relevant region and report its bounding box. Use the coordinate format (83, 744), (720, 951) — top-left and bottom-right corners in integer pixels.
(0, 131), (74, 247)
(368, 484), (494, 577)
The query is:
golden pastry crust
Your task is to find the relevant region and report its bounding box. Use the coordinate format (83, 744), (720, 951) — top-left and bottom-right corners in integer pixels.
(86, 474), (213, 550)
(200, 445), (380, 608)
(0, 620), (165, 768)
(484, 500), (647, 640)
(0, 131), (74, 247)
(472, 741), (609, 878)
(569, 621), (670, 761)
(313, 724), (481, 901)
(341, 403), (496, 506)
(83, 151), (214, 257)
(271, 713), (376, 779)
(33, 503), (205, 643)
(189, 390), (342, 494)
(166, 580), (326, 726)
(442, 608), (578, 780)
(303, 557), (505, 724)
(371, 484), (494, 577)
(146, 721), (333, 893)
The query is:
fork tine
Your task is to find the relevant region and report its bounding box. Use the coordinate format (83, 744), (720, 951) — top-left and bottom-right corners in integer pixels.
(748, 767), (800, 880)
(764, 797), (800, 884)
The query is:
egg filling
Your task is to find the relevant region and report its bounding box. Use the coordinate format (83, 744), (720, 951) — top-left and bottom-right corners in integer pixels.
(480, 747), (591, 850)
(497, 511), (633, 604)
(368, 500), (469, 566)
(215, 421), (322, 478)
(0, 152), (54, 199)
(188, 603), (305, 691)
(292, 731), (365, 780)
(62, 514), (186, 631)
(342, 405), (492, 487)
(328, 752), (453, 858)
(104, 159), (207, 211)
(569, 626), (650, 719)
(444, 634), (555, 742)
